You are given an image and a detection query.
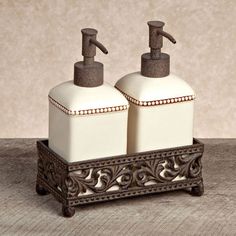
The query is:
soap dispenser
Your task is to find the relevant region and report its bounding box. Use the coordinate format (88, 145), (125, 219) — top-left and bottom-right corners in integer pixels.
(115, 21), (195, 154)
(49, 28), (129, 162)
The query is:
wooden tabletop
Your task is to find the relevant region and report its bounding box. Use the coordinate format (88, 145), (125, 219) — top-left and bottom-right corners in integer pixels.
(0, 139), (235, 235)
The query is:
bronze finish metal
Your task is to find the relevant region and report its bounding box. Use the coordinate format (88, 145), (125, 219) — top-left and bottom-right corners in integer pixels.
(36, 139), (204, 217)
(141, 21), (176, 78)
(74, 28), (108, 87)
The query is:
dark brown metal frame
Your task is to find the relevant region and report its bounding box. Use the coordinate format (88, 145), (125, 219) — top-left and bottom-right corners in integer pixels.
(36, 139), (204, 217)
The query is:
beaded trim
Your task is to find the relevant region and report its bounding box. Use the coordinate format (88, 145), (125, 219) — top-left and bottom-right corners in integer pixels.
(115, 86), (195, 106)
(48, 96), (129, 116)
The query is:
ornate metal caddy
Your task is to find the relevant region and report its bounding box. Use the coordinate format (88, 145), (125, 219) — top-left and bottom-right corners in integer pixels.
(36, 139), (204, 217)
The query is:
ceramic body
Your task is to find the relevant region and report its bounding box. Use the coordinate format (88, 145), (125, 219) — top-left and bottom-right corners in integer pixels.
(115, 72), (195, 154)
(49, 81), (129, 162)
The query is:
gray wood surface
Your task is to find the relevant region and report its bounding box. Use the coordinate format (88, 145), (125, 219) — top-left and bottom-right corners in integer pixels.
(0, 139), (235, 236)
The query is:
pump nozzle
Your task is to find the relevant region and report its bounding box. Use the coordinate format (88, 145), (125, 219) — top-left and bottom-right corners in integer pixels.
(90, 38), (108, 54)
(156, 29), (176, 44)
(81, 28), (108, 65)
(148, 21), (176, 60)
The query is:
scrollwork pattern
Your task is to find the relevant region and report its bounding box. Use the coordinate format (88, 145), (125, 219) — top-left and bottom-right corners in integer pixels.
(38, 153), (67, 195)
(38, 150), (203, 198)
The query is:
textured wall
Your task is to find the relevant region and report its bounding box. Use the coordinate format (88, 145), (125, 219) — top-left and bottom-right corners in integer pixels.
(0, 0), (236, 138)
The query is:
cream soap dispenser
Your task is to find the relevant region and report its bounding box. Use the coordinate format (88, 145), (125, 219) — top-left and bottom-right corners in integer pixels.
(115, 21), (195, 154)
(49, 28), (129, 162)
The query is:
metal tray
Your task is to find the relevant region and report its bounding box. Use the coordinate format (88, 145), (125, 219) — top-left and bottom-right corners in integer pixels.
(36, 139), (204, 217)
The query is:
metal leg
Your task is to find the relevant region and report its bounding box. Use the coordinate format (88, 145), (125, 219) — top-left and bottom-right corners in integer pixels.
(191, 181), (204, 196)
(62, 205), (75, 217)
(36, 183), (49, 196)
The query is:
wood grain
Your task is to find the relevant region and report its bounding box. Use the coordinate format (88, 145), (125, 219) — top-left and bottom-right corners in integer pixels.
(0, 139), (236, 235)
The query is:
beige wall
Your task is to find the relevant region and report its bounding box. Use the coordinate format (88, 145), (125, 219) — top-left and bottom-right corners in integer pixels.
(0, 0), (236, 138)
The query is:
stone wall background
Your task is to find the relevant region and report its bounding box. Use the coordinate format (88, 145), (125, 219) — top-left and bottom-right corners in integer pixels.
(0, 0), (235, 138)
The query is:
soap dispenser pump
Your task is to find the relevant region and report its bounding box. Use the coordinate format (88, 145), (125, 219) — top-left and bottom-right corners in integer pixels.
(74, 28), (108, 87)
(141, 21), (176, 78)
(115, 21), (195, 154)
(48, 28), (129, 162)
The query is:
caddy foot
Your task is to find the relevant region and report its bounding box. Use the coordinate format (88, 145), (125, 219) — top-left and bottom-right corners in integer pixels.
(62, 205), (75, 217)
(191, 182), (204, 196)
(36, 183), (49, 195)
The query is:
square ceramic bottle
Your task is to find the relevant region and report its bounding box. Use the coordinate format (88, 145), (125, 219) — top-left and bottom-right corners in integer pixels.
(49, 28), (129, 162)
(115, 21), (195, 154)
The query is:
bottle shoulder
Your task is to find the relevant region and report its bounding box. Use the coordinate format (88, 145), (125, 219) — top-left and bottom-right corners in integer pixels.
(115, 72), (195, 101)
(49, 81), (128, 111)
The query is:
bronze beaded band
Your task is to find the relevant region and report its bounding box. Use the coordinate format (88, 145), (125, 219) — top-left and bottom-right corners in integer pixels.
(115, 86), (195, 106)
(48, 96), (129, 116)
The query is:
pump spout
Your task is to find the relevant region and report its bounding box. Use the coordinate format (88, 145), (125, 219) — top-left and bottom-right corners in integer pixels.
(84, 38), (108, 65)
(90, 38), (108, 54)
(156, 29), (176, 44)
(150, 28), (176, 59)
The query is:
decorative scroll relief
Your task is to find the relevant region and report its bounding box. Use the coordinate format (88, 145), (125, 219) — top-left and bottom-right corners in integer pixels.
(38, 152), (65, 193)
(66, 155), (200, 197)
(75, 161), (186, 195)
(38, 150), (202, 198)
